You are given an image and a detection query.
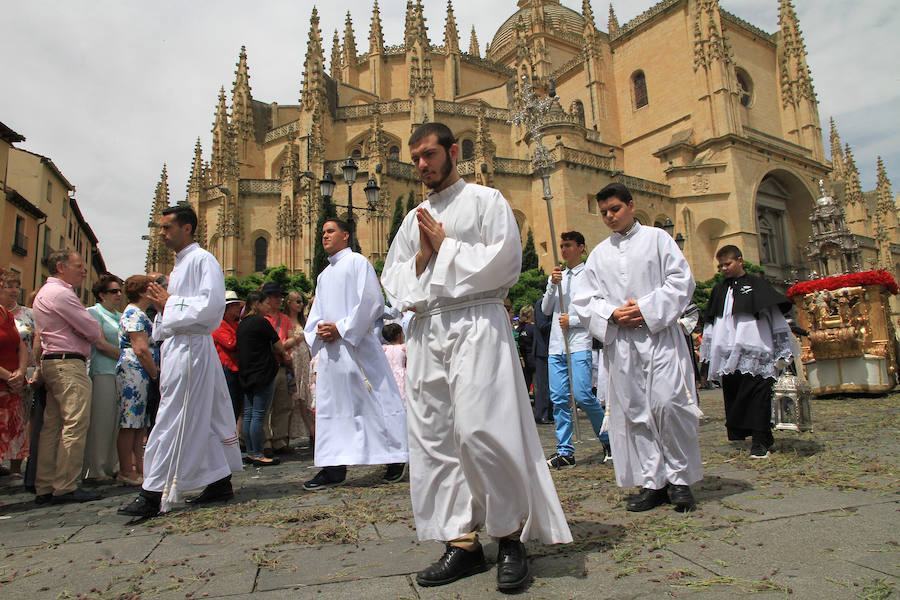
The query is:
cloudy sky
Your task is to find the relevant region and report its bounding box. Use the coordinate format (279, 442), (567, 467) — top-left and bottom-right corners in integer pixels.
(3, 0), (897, 277)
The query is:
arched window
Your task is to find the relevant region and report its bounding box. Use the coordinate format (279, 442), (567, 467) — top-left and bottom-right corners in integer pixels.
(632, 71), (648, 109)
(570, 100), (585, 124)
(389, 146), (400, 160)
(735, 68), (753, 107)
(461, 139), (475, 160)
(254, 236), (268, 272)
(351, 148), (362, 159)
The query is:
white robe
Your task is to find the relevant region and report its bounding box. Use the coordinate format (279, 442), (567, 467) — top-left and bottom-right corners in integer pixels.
(382, 178), (572, 545)
(304, 248), (408, 467)
(571, 222), (702, 489)
(146, 243), (242, 510)
(699, 287), (796, 382)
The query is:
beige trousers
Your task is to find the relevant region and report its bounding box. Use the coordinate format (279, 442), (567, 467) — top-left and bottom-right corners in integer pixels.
(82, 374), (119, 479)
(264, 366), (292, 450)
(36, 358), (92, 495)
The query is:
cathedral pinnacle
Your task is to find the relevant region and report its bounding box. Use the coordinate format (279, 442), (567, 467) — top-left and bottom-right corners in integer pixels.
(843, 144), (863, 206)
(301, 7), (327, 111)
(444, 0), (460, 54)
(211, 86), (229, 182)
(608, 3), (619, 34)
(778, 0), (816, 105)
(369, 0), (384, 54)
(469, 26), (480, 57)
(343, 11), (357, 67)
(876, 157), (893, 211)
(231, 45), (254, 141)
(153, 164), (170, 215)
(188, 138), (203, 194)
(583, 0), (596, 30)
(829, 117), (845, 181)
(331, 30), (343, 81)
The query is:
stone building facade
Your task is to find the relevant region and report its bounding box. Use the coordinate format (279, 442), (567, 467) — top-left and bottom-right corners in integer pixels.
(145, 0), (899, 289)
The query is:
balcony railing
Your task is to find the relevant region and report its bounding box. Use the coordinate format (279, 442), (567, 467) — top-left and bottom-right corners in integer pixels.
(12, 232), (28, 256)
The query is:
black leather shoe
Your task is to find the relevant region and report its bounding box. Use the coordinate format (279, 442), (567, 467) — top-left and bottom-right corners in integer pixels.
(185, 476), (234, 504)
(382, 463), (407, 483)
(117, 493), (161, 517)
(52, 487), (101, 504)
(496, 537), (530, 591)
(34, 493), (52, 505)
(626, 486), (669, 512)
(668, 485), (697, 512)
(416, 544), (488, 587)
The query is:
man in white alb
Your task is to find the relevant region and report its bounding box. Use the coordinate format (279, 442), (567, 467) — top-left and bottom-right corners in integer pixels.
(382, 123), (572, 592)
(571, 182), (703, 513)
(302, 218), (408, 490)
(119, 205), (243, 517)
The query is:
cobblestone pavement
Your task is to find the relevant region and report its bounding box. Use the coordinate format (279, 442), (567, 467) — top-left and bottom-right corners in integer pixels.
(0, 389), (897, 599)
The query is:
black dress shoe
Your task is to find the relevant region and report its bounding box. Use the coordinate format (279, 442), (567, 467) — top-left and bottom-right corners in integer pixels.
(302, 467), (347, 491)
(496, 537), (530, 591)
(34, 493), (52, 505)
(117, 492), (161, 517)
(382, 463), (407, 483)
(668, 484), (696, 512)
(52, 487), (101, 504)
(626, 486), (669, 512)
(185, 476), (234, 504)
(416, 544), (488, 587)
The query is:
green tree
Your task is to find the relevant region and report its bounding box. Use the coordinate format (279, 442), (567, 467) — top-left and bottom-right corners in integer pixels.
(313, 196), (337, 280)
(387, 195), (405, 247)
(507, 267), (547, 317)
(405, 190), (417, 214)
(373, 259), (385, 277)
(289, 271), (313, 293)
(692, 260), (765, 325)
(522, 228), (539, 272)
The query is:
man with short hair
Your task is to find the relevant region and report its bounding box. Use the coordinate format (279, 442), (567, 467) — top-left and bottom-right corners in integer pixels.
(119, 205), (243, 518)
(541, 231), (610, 468)
(700, 245), (794, 458)
(260, 281), (294, 456)
(302, 218), (408, 490)
(33, 250), (118, 504)
(382, 122), (572, 592)
(571, 182), (702, 513)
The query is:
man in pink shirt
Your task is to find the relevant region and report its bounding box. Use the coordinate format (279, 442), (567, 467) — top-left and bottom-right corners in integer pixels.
(32, 250), (118, 504)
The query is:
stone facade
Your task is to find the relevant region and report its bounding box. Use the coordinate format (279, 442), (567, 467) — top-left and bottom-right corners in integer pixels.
(145, 0), (899, 289)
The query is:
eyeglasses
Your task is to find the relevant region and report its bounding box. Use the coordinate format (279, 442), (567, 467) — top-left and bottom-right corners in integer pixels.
(105, 288), (122, 294)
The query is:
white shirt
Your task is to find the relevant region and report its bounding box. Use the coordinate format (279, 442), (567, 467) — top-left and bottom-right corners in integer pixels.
(541, 262), (592, 355)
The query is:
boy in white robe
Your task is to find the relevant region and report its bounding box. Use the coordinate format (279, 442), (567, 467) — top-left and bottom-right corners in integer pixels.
(571, 182), (702, 513)
(302, 219), (408, 490)
(382, 123), (572, 592)
(119, 205), (243, 518)
(699, 245), (795, 458)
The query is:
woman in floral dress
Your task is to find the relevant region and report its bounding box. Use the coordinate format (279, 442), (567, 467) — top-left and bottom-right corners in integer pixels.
(115, 275), (160, 486)
(0, 269), (29, 479)
(283, 291), (314, 446)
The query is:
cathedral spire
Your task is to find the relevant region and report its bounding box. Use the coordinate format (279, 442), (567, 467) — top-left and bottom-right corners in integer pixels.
(343, 11), (357, 67)
(829, 117), (845, 180)
(413, 0), (430, 46)
(231, 45), (254, 142)
(468, 26), (480, 57)
(843, 144), (864, 208)
(583, 0), (596, 29)
(369, 0), (384, 54)
(188, 138), (203, 194)
(211, 86), (229, 182)
(778, 0), (815, 105)
(404, 1), (416, 47)
(146, 164), (173, 273)
(301, 7), (327, 111)
(152, 164), (170, 216)
(876, 157), (894, 215)
(330, 30), (343, 81)
(444, 0), (460, 54)
(608, 3), (619, 35)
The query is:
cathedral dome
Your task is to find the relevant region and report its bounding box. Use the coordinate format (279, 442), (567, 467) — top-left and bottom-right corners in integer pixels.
(488, 0), (586, 60)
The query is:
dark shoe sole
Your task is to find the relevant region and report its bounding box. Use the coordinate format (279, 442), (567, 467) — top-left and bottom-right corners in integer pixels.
(302, 481), (344, 491)
(497, 565), (531, 591)
(416, 562), (490, 587)
(185, 492), (234, 505)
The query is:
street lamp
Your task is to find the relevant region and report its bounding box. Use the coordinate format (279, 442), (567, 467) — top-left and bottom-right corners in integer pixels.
(662, 217), (675, 237)
(674, 232), (686, 250)
(317, 159), (380, 248)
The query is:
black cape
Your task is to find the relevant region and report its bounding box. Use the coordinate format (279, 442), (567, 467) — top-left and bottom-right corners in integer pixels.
(705, 273), (792, 321)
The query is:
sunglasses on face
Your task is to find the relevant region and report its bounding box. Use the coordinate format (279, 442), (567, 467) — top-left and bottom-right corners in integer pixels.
(105, 288), (122, 294)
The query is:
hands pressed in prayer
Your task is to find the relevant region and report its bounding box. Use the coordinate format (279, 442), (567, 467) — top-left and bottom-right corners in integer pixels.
(612, 299), (645, 328)
(317, 321), (341, 343)
(147, 282), (170, 313)
(415, 207), (446, 275)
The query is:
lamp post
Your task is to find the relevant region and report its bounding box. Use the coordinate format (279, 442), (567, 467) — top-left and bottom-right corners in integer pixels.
(675, 232), (686, 250)
(662, 217), (675, 237)
(318, 161), (380, 249)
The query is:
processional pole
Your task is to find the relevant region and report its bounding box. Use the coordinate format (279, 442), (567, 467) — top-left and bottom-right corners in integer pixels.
(509, 76), (582, 443)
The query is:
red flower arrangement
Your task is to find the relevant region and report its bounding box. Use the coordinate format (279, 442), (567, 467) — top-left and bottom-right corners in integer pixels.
(787, 270), (899, 300)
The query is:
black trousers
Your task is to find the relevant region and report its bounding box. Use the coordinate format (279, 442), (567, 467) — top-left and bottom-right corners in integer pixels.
(532, 355), (552, 420)
(721, 372), (773, 441)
